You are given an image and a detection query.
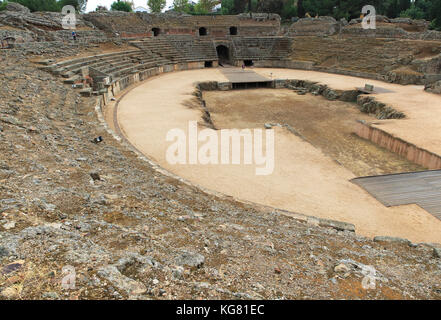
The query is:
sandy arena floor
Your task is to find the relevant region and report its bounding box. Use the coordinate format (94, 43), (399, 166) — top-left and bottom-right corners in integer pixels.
(203, 88), (423, 177)
(115, 68), (441, 243)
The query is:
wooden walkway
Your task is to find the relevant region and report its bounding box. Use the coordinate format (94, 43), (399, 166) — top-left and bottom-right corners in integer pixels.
(352, 170), (441, 220)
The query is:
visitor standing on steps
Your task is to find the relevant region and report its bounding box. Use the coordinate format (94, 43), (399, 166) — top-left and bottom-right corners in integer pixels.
(72, 31), (77, 41)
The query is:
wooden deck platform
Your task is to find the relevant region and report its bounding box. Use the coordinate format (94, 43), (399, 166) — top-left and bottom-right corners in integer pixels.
(352, 170), (441, 220)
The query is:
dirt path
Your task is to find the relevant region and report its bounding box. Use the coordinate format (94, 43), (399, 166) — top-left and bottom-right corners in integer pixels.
(115, 68), (441, 244)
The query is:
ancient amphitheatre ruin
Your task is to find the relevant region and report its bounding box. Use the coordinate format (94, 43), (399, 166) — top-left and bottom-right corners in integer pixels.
(1, 2), (441, 300)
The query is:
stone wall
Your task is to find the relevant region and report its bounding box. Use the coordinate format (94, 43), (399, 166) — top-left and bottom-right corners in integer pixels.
(83, 12), (280, 38)
(0, 30), (35, 43)
(285, 35), (441, 86)
(9, 38), (111, 57)
(253, 59), (385, 81)
(0, 6), (104, 42)
(355, 121), (441, 169)
(413, 54), (441, 75)
(342, 25), (441, 41)
(287, 17), (340, 36)
(425, 80), (441, 94)
(286, 15), (441, 41)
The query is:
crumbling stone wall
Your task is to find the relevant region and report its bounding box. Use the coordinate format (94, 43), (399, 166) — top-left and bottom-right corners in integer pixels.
(0, 6), (104, 42)
(286, 15), (441, 41)
(3, 2), (30, 13)
(83, 12), (280, 38)
(8, 39), (112, 57)
(285, 35), (441, 86)
(287, 16), (340, 36)
(425, 80), (441, 94)
(0, 30), (35, 43)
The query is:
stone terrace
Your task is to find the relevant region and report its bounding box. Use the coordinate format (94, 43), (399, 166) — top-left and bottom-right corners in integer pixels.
(131, 36), (218, 63)
(83, 12), (281, 38)
(287, 36), (441, 85)
(232, 37), (292, 60)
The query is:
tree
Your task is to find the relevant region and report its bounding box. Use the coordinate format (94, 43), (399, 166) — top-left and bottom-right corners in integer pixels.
(400, 3), (426, 19)
(193, 2), (208, 13)
(173, 0), (189, 12)
(0, 1), (7, 11)
(233, 0), (247, 13)
(297, 0), (305, 17)
(281, 0), (297, 19)
(9, 0), (59, 12)
(147, 0), (166, 13)
(430, 0), (441, 30)
(199, 0), (217, 12)
(221, 0), (234, 14)
(58, 0), (87, 12)
(398, 0), (411, 12)
(256, 0), (284, 14)
(110, 1), (133, 12)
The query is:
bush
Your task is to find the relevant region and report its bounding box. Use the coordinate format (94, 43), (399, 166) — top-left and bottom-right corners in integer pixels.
(0, 1), (8, 11)
(58, 0), (87, 12)
(400, 4), (426, 20)
(429, 19), (441, 31)
(281, 0), (297, 19)
(110, 1), (133, 12)
(8, 0), (59, 12)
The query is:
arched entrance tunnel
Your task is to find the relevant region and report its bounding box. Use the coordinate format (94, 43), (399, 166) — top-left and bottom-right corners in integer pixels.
(152, 28), (160, 37)
(216, 45), (230, 65)
(199, 27), (207, 36)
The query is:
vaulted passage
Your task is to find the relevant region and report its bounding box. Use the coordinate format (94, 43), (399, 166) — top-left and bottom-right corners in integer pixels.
(216, 45), (229, 64)
(152, 28), (160, 37)
(244, 60), (254, 67)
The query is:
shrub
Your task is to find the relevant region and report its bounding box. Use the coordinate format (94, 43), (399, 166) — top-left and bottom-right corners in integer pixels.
(110, 1), (133, 12)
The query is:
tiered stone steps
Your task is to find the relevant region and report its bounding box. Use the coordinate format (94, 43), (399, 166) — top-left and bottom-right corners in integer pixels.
(43, 49), (173, 96)
(288, 36), (436, 76)
(43, 36), (292, 97)
(232, 37), (292, 60)
(47, 50), (170, 78)
(131, 36), (217, 63)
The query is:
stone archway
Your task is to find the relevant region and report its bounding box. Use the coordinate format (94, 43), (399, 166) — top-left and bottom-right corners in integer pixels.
(152, 28), (160, 37)
(199, 27), (207, 36)
(216, 45), (230, 65)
